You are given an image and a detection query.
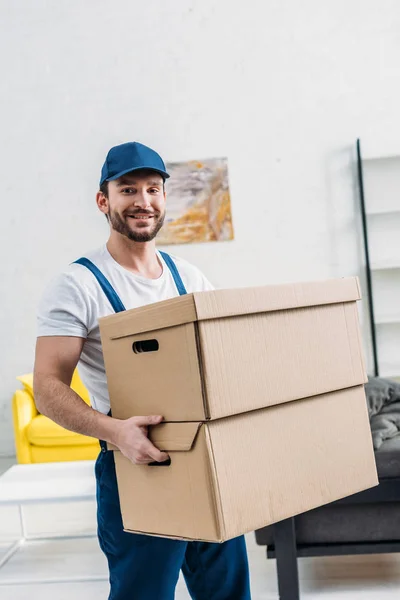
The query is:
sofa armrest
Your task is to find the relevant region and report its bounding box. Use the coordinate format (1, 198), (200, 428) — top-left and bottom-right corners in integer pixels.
(12, 389), (38, 463)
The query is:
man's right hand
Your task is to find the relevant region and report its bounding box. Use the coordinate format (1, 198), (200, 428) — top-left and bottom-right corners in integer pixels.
(113, 415), (169, 465)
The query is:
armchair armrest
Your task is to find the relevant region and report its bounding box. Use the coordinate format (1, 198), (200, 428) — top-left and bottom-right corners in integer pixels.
(12, 389), (38, 463)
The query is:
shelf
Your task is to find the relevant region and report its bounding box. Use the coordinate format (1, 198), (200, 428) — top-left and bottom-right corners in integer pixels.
(362, 154), (400, 214)
(367, 208), (400, 217)
(371, 260), (400, 271)
(379, 364), (400, 379)
(358, 140), (400, 383)
(376, 317), (400, 325)
(363, 154), (400, 163)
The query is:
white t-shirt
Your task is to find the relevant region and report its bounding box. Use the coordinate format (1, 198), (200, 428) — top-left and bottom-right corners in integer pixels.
(37, 245), (213, 414)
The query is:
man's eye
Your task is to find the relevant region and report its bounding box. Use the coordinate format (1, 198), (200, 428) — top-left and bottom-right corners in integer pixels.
(122, 188), (135, 194)
(149, 188), (160, 193)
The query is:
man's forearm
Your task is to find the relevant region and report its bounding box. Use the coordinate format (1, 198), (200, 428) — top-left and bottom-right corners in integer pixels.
(34, 375), (119, 445)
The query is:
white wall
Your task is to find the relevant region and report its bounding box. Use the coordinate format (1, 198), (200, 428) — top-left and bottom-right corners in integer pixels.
(1, 0), (400, 455)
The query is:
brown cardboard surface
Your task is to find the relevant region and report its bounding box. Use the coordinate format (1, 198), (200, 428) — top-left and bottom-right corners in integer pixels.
(149, 422), (201, 451)
(99, 277), (361, 338)
(114, 386), (377, 543)
(207, 385), (378, 541)
(193, 277), (361, 323)
(198, 302), (367, 420)
(100, 294), (197, 340)
(100, 277), (377, 542)
(114, 425), (221, 541)
(100, 282), (367, 422)
(102, 323), (206, 421)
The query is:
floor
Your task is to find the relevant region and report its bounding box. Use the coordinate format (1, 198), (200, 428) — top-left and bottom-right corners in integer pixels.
(1, 458), (400, 599)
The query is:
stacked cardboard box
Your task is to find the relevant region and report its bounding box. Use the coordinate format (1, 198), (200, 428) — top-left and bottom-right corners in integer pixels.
(99, 277), (378, 542)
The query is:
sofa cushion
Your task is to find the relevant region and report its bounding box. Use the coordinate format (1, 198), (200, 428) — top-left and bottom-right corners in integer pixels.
(255, 502), (400, 546)
(375, 436), (400, 478)
(30, 444), (100, 463)
(27, 414), (98, 447)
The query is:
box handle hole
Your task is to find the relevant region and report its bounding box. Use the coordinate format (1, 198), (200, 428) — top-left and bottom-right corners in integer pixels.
(148, 457), (171, 467)
(132, 339), (159, 354)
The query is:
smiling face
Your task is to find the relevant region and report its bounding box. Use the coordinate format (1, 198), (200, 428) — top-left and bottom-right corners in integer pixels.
(97, 170), (166, 243)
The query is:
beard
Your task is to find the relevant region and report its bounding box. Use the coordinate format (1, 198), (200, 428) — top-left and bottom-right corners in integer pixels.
(109, 209), (165, 243)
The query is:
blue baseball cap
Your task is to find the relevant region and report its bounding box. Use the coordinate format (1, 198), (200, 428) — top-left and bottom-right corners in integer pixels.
(100, 142), (170, 186)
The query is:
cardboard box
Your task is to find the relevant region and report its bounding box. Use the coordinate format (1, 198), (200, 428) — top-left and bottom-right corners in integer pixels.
(99, 277), (378, 542)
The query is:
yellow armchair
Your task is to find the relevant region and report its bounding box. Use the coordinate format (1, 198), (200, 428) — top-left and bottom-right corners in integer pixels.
(12, 371), (100, 464)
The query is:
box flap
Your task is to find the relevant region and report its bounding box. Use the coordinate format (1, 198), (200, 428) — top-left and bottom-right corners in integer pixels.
(114, 425), (221, 541)
(99, 277), (361, 338)
(193, 277), (361, 321)
(110, 423), (202, 453)
(99, 294), (197, 340)
(149, 422), (201, 452)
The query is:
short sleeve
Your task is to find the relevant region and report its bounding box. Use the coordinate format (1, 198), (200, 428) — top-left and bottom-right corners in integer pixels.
(170, 255), (215, 293)
(196, 269), (214, 292)
(37, 273), (90, 338)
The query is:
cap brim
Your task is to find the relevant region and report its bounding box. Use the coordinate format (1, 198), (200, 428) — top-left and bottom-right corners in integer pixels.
(103, 166), (170, 184)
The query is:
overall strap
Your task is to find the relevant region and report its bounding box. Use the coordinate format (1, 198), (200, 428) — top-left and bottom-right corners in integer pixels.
(73, 257), (126, 313)
(75, 253), (185, 452)
(159, 251), (187, 296)
(73, 252), (187, 314)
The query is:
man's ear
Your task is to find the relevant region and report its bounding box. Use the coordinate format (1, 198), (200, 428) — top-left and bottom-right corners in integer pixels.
(96, 191), (109, 218)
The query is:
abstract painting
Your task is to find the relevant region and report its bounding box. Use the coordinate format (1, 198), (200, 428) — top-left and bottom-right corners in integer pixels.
(157, 157), (234, 245)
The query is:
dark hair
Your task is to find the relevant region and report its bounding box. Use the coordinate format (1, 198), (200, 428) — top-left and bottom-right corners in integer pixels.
(99, 181), (109, 221)
(100, 181), (109, 198)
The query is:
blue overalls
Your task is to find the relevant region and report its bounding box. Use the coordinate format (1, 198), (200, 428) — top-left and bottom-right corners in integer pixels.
(75, 252), (251, 600)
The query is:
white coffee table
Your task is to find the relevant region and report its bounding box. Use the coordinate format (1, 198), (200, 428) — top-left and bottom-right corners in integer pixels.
(0, 460), (105, 584)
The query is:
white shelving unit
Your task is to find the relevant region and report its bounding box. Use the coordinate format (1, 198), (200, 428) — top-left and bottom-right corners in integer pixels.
(359, 146), (400, 379)
(368, 212), (400, 271)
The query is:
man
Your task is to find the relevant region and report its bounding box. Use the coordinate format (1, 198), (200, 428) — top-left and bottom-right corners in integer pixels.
(33, 142), (251, 600)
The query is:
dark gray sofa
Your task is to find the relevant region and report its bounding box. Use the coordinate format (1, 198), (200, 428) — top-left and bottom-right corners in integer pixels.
(255, 377), (400, 600)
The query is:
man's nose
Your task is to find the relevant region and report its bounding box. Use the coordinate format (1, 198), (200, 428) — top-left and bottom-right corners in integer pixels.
(133, 191), (151, 208)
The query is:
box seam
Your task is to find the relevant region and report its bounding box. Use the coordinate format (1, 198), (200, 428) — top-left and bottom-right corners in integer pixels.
(104, 286), (361, 338)
(353, 305), (368, 383)
(343, 302), (368, 384)
(204, 425), (226, 541)
(169, 382), (367, 426)
(122, 528), (222, 543)
(194, 298), (360, 324)
(194, 322), (211, 420)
